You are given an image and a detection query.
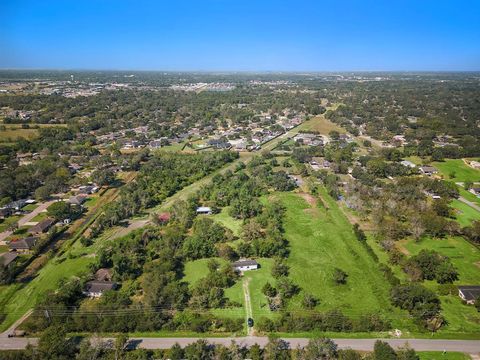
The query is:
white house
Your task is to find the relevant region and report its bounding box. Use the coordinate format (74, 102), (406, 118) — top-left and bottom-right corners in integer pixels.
(232, 259), (259, 272)
(400, 160), (416, 168)
(458, 286), (480, 305)
(196, 206), (212, 215)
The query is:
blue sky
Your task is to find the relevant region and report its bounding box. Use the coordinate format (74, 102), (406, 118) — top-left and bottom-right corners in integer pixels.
(1, 0), (479, 71)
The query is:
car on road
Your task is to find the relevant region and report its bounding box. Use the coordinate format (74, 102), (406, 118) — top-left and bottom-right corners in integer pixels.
(247, 317), (254, 327)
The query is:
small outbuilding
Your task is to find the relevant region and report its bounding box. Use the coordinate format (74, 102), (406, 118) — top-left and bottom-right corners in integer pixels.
(232, 259), (259, 272)
(458, 285), (480, 305)
(83, 281), (117, 298)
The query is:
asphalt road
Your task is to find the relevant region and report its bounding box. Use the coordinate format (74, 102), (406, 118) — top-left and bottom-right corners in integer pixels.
(1, 337), (480, 353)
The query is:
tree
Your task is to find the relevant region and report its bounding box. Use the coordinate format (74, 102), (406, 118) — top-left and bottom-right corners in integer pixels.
(114, 334), (128, 360)
(373, 340), (397, 360)
(166, 343), (184, 360)
(47, 201), (72, 220)
(262, 282), (277, 297)
(271, 258), (289, 278)
(37, 325), (73, 360)
(303, 338), (338, 359)
(263, 338), (290, 360)
(92, 168), (116, 186)
(302, 293), (318, 309)
(333, 268), (348, 285)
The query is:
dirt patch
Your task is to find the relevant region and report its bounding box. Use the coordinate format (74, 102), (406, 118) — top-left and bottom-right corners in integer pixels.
(396, 241), (411, 256)
(474, 261), (480, 269)
(298, 193), (317, 207)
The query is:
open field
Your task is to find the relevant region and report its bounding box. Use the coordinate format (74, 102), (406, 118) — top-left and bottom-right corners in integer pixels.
(211, 207), (243, 236)
(276, 190), (408, 324)
(432, 159), (480, 182)
(0, 124), (68, 142)
(451, 199), (480, 226)
(298, 111), (346, 135)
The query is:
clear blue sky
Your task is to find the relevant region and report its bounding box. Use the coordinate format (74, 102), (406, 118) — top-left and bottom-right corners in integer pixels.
(1, 0), (479, 71)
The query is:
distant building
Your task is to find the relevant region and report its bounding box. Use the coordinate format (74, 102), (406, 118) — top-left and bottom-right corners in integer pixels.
(196, 206), (212, 215)
(83, 281), (117, 298)
(232, 259), (259, 272)
(458, 286), (480, 305)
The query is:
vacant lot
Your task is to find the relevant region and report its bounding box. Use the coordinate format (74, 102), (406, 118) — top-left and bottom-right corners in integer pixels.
(300, 114), (346, 135)
(433, 159), (480, 182)
(276, 190), (406, 323)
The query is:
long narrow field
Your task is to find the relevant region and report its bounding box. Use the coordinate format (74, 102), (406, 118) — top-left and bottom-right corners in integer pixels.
(275, 190), (405, 322)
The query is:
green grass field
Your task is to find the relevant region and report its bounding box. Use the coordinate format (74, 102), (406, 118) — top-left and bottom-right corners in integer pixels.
(451, 199), (480, 227)
(418, 352), (471, 360)
(432, 159), (480, 182)
(275, 190), (410, 326)
(211, 207), (243, 236)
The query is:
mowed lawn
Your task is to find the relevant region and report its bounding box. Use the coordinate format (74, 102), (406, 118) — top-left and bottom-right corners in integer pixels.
(432, 159), (480, 182)
(398, 236), (480, 334)
(275, 190), (402, 322)
(451, 199), (480, 227)
(418, 352), (470, 360)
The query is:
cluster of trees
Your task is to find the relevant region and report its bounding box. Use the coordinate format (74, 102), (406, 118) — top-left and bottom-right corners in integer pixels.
(403, 250), (458, 284)
(345, 177), (461, 242)
(258, 310), (390, 333)
(89, 151), (237, 237)
(325, 77), (480, 157)
(0, 328), (422, 360)
(390, 283), (443, 329)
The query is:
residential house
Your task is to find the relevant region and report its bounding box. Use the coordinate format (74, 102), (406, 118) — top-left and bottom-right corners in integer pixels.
(196, 206), (212, 215)
(68, 194), (88, 206)
(78, 185), (99, 195)
(83, 281), (117, 298)
(232, 259), (259, 272)
(8, 236), (38, 253)
(458, 286), (480, 305)
(0, 252), (18, 267)
(400, 160), (416, 168)
(28, 218), (55, 235)
(419, 165), (438, 176)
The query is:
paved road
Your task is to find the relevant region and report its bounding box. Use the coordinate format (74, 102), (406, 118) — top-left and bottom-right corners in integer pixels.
(458, 196), (480, 212)
(0, 200), (55, 243)
(1, 337), (480, 353)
